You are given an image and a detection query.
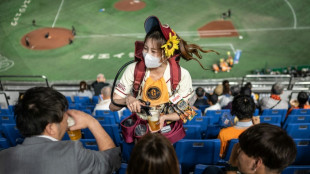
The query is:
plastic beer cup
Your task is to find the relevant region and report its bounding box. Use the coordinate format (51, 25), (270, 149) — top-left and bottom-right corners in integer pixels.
(148, 110), (160, 132)
(67, 116), (82, 141)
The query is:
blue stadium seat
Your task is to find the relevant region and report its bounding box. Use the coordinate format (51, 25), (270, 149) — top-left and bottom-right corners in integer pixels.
(281, 165), (310, 174)
(205, 109), (231, 124)
(83, 124), (121, 146)
(92, 96), (99, 104)
(175, 139), (221, 173)
(183, 125), (202, 139)
(94, 115), (116, 124)
(0, 115), (15, 124)
(293, 139), (310, 165)
(204, 125), (221, 139)
(283, 115), (310, 128)
(80, 139), (98, 151)
(0, 109), (12, 116)
(253, 108), (259, 116)
(118, 163), (128, 174)
(62, 132), (70, 140)
(223, 139), (239, 161)
(184, 116), (212, 138)
(2, 124), (24, 146)
(74, 96), (91, 104)
(121, 141), (135, 163)
(260, 115), (282, 124)
(285, 123), (310, 139)
(95, 110), (120, 124)
(262, 109), (287, 123)
(122, 109), (132, 117)
(198, 105), (209, 115)
(290, 109), (310, 115)
(194, 110), (202, 116)
(65, 96), (73, 103)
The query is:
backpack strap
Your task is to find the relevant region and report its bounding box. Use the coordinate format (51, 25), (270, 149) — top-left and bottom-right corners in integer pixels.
(168, 54), (181, 93)
(133, 41), (145, 97)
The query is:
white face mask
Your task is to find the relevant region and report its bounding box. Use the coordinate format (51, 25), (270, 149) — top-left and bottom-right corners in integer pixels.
(143, 52), (162, 68)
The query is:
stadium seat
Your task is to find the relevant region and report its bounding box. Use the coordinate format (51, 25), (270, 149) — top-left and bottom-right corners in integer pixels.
(82, 124), (121, 146)
(0, 109), (12, 116)
(92, 96), (99, 104)
(262, 109), (287, 123)
(175, 139), (221, 173)
(65, 96), (73, 103)
(253, 108), (259, 116)
(121, 141), (135, 163)
(118, 163), (128, 174)
(0, 136), (10, 150)
(122, 109), (132, 117)
(73, 96), (91, 104)
(80, 139), (98, 151)
(2, 123), (24, 146)
(205, 109), (231, 124)
(198, 105), (209, 115)
(0, 115), (16, 124)
(223, 139), (239, 161)
(283, 115), (310, 128)
(184, 116), (212, 138)
(95, 110), (120, 124)
(183, 125), (202, 139)
(194, 110), (202, 116)
(289, 109), (310, 115)
(259, 115), (282, 124)
(293, 139), (310, 165)
(285, 123), (310, 139)
(204, 125), (221, 139)
(281, 165), (310, 174)
(94, 115), (116, 124)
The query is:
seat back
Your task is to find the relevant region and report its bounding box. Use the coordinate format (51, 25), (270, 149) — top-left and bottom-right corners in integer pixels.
(262, 109), (287, 123)
(283, 115), (310, 128)
(183, 125), (202, 139)
(2, 123), (24, 146)
(101, 124), (122, 146)
(0, 136), (10, 150)
(94, 115), (116, 124)
(95, 110), (120, 124)
(0, 115), (15, 124)
(290, 109), (310, 115)
(198, 105), (209, 115)
(285, 123), (310, 139)
(92, 96), (99, 104)
(74, 96), (91, 104)
(205, 109), (231, 124)
(80, 139), (98, 151)
(293, 139), (310, 165)
(122, 109), (132, 117)
(223, 139), (239, 161)
(260, 115), (282, 124)
(281, 165), (310, 174)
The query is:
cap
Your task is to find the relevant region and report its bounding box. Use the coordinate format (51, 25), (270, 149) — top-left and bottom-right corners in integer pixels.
(144, 16), (175, 41)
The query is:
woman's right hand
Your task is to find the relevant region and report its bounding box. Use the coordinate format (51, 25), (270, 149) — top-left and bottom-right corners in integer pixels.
(126, 95), (144, 113)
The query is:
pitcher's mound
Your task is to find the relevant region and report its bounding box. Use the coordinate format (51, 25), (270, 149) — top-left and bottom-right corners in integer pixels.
(114, 0), (146, 11)
(198, 20), (239, 38)
(21, 27), (74, 50)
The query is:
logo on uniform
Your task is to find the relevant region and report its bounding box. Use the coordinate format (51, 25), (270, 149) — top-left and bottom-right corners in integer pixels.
(146, 86), (161, 100)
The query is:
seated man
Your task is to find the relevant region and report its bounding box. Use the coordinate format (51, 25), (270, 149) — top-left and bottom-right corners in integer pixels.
(218, 95), (256, 157)
(259, 82), (288, 110)
(204, 94), (221, 113)
(193, 87), (208, 109)
(0, 87), (121, 174)
(227, 123), (296, 174)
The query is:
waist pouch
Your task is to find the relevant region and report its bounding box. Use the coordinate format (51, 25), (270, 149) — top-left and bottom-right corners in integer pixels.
(121, 113), (185, 144)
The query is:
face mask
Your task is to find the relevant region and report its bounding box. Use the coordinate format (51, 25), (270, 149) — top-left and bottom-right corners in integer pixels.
(143, 52), (162, 68)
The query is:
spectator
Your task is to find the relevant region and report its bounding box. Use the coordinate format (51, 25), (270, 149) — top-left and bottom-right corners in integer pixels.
(193, 87), (208, 109)
(222, 85), (240, 110)
(77, 81), (93, 99)
(228, 123), (296, 174)
(0, 87), (121, 174)
(244, 82), (258, 104)
(127, 133), (179, 174)
(218, 95), (256, 158)
(286, 91), (310, 117)
(204, 94), (221, 113)
(259, 82), (288, 110)
(93, 86), (124, 117)
(214, 84), (223, 96)
(219, 80), (233, 108)
(92, 73), (109, 96)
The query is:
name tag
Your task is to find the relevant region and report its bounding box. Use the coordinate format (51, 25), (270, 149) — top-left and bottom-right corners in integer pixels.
(169, 93), (182, 104)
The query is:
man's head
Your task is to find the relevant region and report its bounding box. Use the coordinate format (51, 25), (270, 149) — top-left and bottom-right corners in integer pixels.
(238, 123), (296, 174)
(297, 91), (309, 107)
(100, 86), (111, 100)
(14, 87), (69, 140)
(97, 73), (106, 82)
(195, 87), (205, 98)
(231, 95), (255, 120)
(271, 82), (284, 95)
(207, 94), (218, 105)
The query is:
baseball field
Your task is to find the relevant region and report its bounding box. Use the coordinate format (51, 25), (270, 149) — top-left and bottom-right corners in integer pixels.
(0, 0), (309, 82)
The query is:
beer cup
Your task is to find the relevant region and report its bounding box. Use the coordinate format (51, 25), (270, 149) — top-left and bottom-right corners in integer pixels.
(67, 116), (82, 141)
(148, 110), (160, 132)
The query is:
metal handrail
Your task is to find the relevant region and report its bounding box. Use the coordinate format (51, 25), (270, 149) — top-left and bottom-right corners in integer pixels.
(241, 74), (293, 90)
(0, 92), (10, 108)
(0, 75), (49, 89)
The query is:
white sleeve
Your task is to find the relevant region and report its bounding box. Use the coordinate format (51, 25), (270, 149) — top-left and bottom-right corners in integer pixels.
(177, 67), (194, 102)
(114, 62), (136, 98)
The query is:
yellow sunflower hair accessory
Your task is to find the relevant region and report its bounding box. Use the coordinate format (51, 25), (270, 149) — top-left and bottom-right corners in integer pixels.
(161, 30), (180, 58)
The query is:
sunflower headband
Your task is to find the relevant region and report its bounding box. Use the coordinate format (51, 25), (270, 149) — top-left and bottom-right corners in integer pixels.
(161, 30), (180, 58)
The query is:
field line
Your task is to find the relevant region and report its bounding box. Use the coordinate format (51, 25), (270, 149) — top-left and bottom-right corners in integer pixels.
(52, 0), (64, 28)
(284, 0), (297, 29)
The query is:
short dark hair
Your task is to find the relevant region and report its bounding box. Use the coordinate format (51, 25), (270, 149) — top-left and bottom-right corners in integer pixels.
(231, 95), (255, 120)
(244, 82), (252, 89)
(208, 94), (218, 105)
(14, 87), (68, 137)
(222, 80), (230, 94)
(297, 91), (309, 108)
(240, 86), (251, 96)
(239, 123), (296, 173)
(195, 87), (205, 98)
(271, 82), (284, 95)
(230, 85), (240, 96)
(127, 133), (179, 174)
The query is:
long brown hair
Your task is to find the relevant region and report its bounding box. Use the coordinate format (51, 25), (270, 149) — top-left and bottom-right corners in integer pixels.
(144, 28), (218, 69)
(127, 133), (179, 174)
